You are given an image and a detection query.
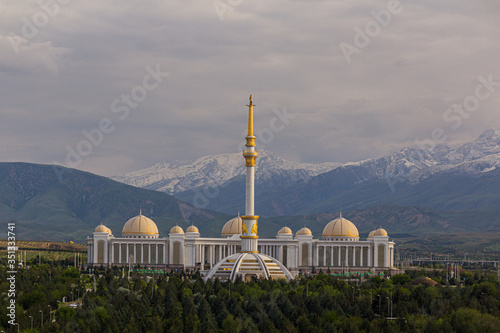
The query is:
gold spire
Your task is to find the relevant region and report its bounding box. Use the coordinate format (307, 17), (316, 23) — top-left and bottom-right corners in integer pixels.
(244, 95), (257, 150)
(243, 95), (258, 166)
(246, 95), (254, 137)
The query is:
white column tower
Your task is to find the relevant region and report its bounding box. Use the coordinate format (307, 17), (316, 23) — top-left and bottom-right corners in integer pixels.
(204, 95), (293, 282)
(241, 95), (259, 253)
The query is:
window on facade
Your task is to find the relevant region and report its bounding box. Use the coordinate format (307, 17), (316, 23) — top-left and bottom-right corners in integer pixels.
(301, 244), (309, 266)
(377, 244), (385, 267)
(173, 242), (181, 265)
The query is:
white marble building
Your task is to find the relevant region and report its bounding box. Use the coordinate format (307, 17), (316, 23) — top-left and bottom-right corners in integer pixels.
(87, 214), (395, 274)
(87, 96), (395, 277)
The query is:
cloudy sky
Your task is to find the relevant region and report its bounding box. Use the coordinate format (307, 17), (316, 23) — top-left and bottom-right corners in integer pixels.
(1, 0), (499, 176)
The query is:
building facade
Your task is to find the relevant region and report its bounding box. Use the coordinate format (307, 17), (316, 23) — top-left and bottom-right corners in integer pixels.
(87, 214), (395, 274)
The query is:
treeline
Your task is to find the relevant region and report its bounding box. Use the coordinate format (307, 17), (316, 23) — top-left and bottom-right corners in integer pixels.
(1, 262), (500, 332)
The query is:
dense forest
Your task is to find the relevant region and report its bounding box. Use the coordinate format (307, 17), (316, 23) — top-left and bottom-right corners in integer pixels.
(1, 260), (500, 332)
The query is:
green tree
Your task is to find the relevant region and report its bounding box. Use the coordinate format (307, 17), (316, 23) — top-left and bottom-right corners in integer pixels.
(222, 314), (242, 333)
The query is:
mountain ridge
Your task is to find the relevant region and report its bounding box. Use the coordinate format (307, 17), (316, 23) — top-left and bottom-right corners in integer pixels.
(1, 162), (499, 241)
(0, 162), (225, 242)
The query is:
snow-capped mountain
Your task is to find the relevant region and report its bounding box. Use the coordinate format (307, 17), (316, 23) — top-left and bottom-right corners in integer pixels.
(113, 129), (500, 204)
(112, 150), (340, 195)
(235, 128), (500, 216)
(345, 128), (500, 182)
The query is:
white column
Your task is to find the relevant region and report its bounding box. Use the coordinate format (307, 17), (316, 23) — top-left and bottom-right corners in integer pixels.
(345, 247), (349, 266)
(330, 246), (334, 266)
(323, 247), (326, 266)
(166, 242), (169, 264)
(385, 246), (388, 267)
(126, 244), (129, 264)
(350, 246), (356, 267)
(104, 241), (108, 264)
(337, 246), (341, 266)
(368, 246), (371, 267)
(246, 166), (254, 215)
(354, 246), (357, 267)
(359, 246), (365, 267)
(209, 246), (213, 268)
(309, 244), (313, 267)
(135, 243), (138, 264)
(373, 244), (378, 267)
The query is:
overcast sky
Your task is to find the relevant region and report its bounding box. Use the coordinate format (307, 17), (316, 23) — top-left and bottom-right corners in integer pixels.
(1, 0), (499, 176)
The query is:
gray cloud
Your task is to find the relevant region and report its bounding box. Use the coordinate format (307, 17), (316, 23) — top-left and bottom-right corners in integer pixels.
(0, 0), (499, 176)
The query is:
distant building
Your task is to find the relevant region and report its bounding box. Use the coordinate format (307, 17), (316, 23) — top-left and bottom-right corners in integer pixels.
(87, 96), (396, 278)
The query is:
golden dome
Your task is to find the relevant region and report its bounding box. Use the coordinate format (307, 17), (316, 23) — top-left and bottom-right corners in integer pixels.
(221, 216), (242, 237)
(122, 215), (159, 236)
(322, 217), (359, 238)
(170, 226), (184, 234)
(368, 228), (388, 238)
(186, 225), (199, 233)
(277, 227), (292, 235)
(95, 224), (112, 234)
(296, 227), (312, 236)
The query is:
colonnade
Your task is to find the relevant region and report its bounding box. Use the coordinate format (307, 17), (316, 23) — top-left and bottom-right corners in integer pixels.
(195, 243), (240, 268)
(111, 242), (166, 264)
(315, 245), (372, 267)
(89, 237), (393, 269)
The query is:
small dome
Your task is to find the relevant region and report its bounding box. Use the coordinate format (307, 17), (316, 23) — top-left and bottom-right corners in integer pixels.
(95, 224), (111, 234)
(296, 227), (312, 236)
(122, 215), (159, 236)
(277, 227), (292, 235)
(368, 228), (388, 238)
(221, 216), (242, 237)
(186, 225), (199, 233)
(322, 217), (359, 238)
(170, 226), (184, 234)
